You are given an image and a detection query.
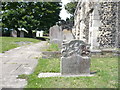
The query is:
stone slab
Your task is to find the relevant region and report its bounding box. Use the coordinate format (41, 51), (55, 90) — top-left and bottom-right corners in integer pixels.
(38, 73), (94, 78)
(61, 55), (90, 75)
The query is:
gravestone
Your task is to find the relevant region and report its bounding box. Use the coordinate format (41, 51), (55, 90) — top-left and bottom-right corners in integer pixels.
(63, 29), (74, 41)
(18, 28), (27, 37)
(38, 39), (93, 78)
(49, 25), (63, 45)
(61, 40), (90, 75)
(20, 31), (24, 37)
(11, 30), (17, 37)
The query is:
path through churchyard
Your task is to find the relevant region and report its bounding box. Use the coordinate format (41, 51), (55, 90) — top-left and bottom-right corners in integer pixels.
(0, 41), (47, 88)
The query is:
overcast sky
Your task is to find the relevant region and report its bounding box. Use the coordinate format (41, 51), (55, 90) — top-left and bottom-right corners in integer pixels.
(59, 0), (71, 20)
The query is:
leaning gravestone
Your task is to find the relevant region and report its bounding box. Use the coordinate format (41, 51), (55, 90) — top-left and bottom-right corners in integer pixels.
(49, 25), (63, 46)
(61, 40), (90, 75)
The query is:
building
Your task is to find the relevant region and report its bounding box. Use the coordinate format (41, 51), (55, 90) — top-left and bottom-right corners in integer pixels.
(73, 0), (120, 50)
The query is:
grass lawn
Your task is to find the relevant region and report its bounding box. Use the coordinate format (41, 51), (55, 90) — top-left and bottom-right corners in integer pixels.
(23, 56), (118, 88)
(0, 37), (40, 53)
(45, 43), (60, 51)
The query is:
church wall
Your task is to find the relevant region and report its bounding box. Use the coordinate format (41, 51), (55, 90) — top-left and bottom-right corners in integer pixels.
(73, 0), (119, 50)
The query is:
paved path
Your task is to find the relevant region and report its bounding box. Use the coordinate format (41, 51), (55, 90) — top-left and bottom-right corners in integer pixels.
(0, 41), (47, 88)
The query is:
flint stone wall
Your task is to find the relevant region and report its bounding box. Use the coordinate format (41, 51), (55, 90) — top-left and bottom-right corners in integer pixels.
(73, 1), (119, 49)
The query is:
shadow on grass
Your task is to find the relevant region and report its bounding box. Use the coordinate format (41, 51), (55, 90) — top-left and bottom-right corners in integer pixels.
(36, 37), (49, 41)
(90, 71), (97, 74)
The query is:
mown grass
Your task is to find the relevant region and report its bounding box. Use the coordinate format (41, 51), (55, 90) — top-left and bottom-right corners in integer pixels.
(45, 43), (60, 51)
(0, 37), (40, 53)
(25, 56), (118, 88)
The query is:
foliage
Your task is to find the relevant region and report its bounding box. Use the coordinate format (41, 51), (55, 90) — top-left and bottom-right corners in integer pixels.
(60, 17), (74, 30)
(25, 56), (118, 88)
(1, 2), (62, 37)
(62, 0), (78, 29)
(65, 0), (78, 15)
(0, 37), (40, 53)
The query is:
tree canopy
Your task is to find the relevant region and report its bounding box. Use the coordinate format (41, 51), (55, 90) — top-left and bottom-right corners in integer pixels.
(2, 2), (62, 37)
(65, 0), (78, 16)
(64, 0), (78, 29)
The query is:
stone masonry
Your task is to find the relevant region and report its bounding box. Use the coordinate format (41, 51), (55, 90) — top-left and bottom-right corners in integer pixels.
(73, 0), (120, 50)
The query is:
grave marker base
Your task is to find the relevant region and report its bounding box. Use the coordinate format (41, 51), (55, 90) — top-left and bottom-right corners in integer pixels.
(38, 73), (94, 78)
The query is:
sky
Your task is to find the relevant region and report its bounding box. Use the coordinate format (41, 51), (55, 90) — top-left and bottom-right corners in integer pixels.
(59, 0), (72, 20)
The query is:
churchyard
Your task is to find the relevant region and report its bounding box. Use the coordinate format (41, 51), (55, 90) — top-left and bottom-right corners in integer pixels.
(1, 0), (119, 89)
(1, 23), (119, 89)
(17, 24), (118, 88)
(1, 32), (118, 88)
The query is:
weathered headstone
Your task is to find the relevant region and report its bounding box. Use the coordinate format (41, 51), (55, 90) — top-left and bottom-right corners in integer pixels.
(18, 28), (27, 37)
(61, 40), (90, 75)
(11, 30), (17, 37)
(20, 31), (24, 37)
(49, 25), (63, 45)
(38, 40), (92, 78)
(63, 29), (74, 41)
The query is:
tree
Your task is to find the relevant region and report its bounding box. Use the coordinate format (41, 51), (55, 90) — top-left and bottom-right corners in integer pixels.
(65, 0), (78, 15)
(2, 2), (62, 37)
(64, 0), (78, 29)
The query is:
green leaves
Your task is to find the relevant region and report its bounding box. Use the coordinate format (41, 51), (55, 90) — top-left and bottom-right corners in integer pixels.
(65, 0), (78, 15)
(2, 2), (62, 37)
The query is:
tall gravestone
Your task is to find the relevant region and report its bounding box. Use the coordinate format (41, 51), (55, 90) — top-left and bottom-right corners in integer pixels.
(61, 40), (90, 75)
(49, 25), (63, 46)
